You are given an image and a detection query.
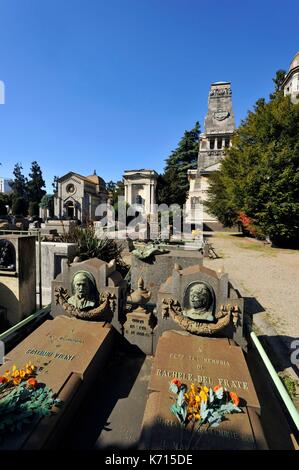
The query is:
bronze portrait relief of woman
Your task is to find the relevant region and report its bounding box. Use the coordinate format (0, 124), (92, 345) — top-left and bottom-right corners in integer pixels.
(182, 281), (215, 322)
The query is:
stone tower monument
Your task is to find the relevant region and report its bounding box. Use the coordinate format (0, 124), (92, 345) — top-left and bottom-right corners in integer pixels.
(186, 82), (235, 230)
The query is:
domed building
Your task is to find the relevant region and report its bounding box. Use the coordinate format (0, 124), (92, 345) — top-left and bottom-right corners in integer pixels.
(53, 171), (107, 222)
(282, 52), (299, 103)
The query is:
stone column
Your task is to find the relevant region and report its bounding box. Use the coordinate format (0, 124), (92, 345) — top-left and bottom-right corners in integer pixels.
(128, 183), (132, 205)
(151, 182), (155, 210)
(145, 182), (151, 214)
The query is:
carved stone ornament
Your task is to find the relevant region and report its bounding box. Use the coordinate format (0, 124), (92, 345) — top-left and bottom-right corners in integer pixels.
(207, 150), (223, 157)
(213, 110), (230, 121)
(210, 88), (232, 98)
(128, 277), (151, 308)
(161, 297), (239, 335)
(132, 242), (169, 261)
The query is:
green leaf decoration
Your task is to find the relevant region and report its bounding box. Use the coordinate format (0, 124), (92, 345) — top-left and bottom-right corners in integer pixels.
(0, 382), (63, 441)
(177, 389), (185, 407)
(181, 404), (187, 422)
(169, 382), (178, 394)
(215, 387), (224, 400)
(169, 382), (243, 436)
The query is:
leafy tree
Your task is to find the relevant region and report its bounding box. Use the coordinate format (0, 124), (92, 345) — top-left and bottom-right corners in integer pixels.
(40, 194), (54, 219)
(9, 164), (28, 215)
(0, 193), (12, 214)
(206, 78), (299, 246)
(12, 197), (28, 216)
(27, 161), (46, 208)
(0, 200), (7, 216)
(158, 122), (200, 206)
(272, 69), (286, 93)
(28, 201), (40, 217)
(52, 175), (59, 194)
(106, 180), (124, 206)
(10, 163), (27, 199)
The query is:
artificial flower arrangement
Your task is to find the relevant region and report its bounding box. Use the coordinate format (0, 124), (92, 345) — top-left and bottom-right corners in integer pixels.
(169, 379), (241, 447)
(0, 362), (62, 440)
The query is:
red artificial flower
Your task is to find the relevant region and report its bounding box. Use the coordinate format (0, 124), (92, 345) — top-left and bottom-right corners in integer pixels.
(0, 376), (8, 384)
(27, 378), (38, 389)
(171, 378), (182, 388)
(229, 391), (240, 406)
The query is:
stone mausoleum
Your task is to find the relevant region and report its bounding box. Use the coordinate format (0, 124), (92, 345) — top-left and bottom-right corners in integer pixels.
(54, 171), (107, 222)
(123, 169), (157, 215)
(186, 82), (235, 230)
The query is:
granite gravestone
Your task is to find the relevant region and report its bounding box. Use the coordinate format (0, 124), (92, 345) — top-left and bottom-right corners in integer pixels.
(156, 264), (246, 350)
(140, 331), (267, 450)
(140, 391), (266, 450)
(36, 241), (78, 305)
(0, 316), (114, 449)
(124, 277), (157, 355)
(130, 248), (203, 304)
(149, 331), (259, 409)
(52, 258), (127, 332)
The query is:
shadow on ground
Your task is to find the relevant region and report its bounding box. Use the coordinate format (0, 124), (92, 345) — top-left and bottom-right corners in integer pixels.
(244, 297), (265, 316)
(258, 334), (299, 378)
(246, 346), (298, 450)
(60, 336), (150, 450)
(244, 297), (298, 377)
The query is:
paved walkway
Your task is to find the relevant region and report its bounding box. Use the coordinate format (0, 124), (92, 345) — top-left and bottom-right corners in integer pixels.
(204, 233), (299, 385)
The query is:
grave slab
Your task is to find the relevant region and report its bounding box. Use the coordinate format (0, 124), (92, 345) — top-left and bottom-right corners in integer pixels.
(140, 392), (263, 450)
(148, 331), (259, 410)
(141, 330), (267, 449)
(0, 316), (114, 449)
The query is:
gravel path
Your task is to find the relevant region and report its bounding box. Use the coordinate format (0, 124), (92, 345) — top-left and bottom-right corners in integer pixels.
(204, 233), (299, 341)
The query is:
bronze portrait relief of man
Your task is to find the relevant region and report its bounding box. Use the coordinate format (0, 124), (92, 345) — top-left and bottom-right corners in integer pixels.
(67, 270), (98, 311)
(183, 281), (214, 322)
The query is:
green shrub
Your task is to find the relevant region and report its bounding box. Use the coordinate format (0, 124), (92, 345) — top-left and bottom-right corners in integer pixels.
(28, 201), (39, 217)
(12, 197), (28, 216)
(58, 226), (128, 275)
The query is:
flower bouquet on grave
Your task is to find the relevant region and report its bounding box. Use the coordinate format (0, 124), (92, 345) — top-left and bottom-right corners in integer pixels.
(169, 379), (242, 449)
(0, 362), (62, 441)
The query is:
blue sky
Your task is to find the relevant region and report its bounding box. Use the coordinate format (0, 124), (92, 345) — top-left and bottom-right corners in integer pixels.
(0, 0), (298, 191)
